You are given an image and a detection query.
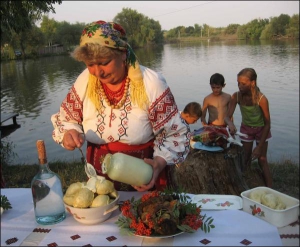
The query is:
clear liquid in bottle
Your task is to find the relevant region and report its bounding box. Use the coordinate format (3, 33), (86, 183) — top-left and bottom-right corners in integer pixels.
(31, 140), (66, 225)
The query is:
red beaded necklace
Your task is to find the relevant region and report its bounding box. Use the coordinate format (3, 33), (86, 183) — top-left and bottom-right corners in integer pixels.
(102, 78), (126, 105)
(99, 76), (130, 127)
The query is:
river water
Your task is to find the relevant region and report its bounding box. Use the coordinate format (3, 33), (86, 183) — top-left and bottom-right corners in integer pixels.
(1, 39), (299, 165)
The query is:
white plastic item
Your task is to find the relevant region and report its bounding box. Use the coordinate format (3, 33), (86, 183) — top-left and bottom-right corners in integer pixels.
(192, 194), (243, 210)
(102, 153), (153, 186)
(241, 187), (299, 228)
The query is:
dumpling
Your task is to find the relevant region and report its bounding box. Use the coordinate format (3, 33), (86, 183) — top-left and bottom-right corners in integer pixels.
(91, 195), (110, 207)
(63, 194), (75, 206)
(65, 182), (83, 196)
(249, 190), (266, 203)
(73, 188), (94, 208)
(275, 197), (286, 210)
(96, 179), (115, 195)
(261, 193), (278, 209)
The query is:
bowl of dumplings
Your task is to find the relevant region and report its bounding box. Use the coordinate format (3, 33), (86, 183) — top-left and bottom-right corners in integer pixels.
(241, 186), (299, 228)
(63, 176), (119, 225)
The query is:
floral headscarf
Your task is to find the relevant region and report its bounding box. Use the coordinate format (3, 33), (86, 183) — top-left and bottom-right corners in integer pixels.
(80, 20), (149, 111)
(80, 20), (136, 67)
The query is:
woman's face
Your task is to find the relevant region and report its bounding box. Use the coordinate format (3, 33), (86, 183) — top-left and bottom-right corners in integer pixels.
(86, 52), (126, 85)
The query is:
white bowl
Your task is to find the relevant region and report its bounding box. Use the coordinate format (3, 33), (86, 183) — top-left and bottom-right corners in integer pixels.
(241, 187), (299, 228)
(64, 193), (120, 225)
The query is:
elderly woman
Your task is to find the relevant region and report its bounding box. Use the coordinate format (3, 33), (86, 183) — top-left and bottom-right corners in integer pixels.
(51, 20), (191, 191)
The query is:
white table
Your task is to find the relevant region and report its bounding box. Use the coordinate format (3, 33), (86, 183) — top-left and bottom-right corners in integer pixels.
(1, 188), (299, 246)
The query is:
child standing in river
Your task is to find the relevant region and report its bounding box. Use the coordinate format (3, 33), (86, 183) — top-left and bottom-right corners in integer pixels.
(225, 68), (272, 188)
(201, 73), (231, 127)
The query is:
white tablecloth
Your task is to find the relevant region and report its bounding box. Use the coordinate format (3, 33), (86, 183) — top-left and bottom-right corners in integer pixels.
(1, 188), (299, 246)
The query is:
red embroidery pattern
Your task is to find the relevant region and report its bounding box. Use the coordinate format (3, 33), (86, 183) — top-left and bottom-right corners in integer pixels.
(108, 135), (115, 142)
(47, 243), (58, 247)
(200, 238), (211, 245)
(71, 234), (81, 240)
(280, 234), (300, 239)
(149, 88), (178, 131)
(106, 236), (117, 242)
(98, 124), (105, 132)
(33, 228), (51, 233)
(289, 220), (299, 227)
(5, 237), (18, 245)
(171, 124), (178, 131)
(240, 239), (252, 245)
(118, 126), (126, 135)
(62, 86), (83, 123)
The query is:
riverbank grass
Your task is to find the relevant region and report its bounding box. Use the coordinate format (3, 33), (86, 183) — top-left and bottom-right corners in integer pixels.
(2, 159), (299, 199)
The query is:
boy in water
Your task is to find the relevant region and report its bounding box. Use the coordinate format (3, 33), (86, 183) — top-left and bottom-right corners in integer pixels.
(201, 73), (231, 127)
(180, 102), (202, 125)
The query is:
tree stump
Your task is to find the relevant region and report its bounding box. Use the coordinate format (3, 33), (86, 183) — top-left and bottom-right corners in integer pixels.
(169, 145), (266, 195)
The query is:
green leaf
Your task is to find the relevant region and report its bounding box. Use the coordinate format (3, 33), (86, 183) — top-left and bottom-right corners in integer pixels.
(177, 224), (196, 233)
(0, 195), (12, 210)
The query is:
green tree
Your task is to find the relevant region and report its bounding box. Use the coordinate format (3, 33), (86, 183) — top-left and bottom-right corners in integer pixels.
(54, 21), (85, 50)
(194, 24), (201, 37)
(225, 24), (240, 35)
(40, 15), (58, 47)
(114, 8), (163, 48)
(286, 14), (299, 38)
(185, 26), (195, 36)
(164, 27), (178, 38)
(270, 14), (290, 36)
(22, 25), (45, 56)
(260, 23), (273, 40)
(202, 24), (210, 37)
(237, 18), (269, 40)
(1, 0), (61, 56)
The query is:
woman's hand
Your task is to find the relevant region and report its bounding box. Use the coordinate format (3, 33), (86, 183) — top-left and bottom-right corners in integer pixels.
(132, 156), (167, 192)
(62, 129), (85, 150)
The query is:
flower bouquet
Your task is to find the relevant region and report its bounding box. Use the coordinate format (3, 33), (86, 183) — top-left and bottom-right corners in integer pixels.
(116, 189), (214, 237)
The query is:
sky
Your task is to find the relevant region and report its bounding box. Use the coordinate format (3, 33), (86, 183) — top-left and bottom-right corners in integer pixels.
(47, 1), (299, 30)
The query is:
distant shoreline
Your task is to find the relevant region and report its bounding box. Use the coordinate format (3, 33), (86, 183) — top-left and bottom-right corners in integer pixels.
(165, 34), (297, 43)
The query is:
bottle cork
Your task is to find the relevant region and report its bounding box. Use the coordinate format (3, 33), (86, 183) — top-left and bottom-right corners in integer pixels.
(36, 140), (47, 164)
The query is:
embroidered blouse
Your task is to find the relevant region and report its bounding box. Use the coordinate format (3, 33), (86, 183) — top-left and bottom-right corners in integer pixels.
(51, 65), (191, 165)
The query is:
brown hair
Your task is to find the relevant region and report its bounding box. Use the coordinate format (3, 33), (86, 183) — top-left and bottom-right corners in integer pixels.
(183, 102), (202, 118)
(72, 43), (122, 63)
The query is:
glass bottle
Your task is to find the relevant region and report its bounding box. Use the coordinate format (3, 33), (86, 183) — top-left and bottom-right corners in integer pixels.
(31, 140), (66, 225)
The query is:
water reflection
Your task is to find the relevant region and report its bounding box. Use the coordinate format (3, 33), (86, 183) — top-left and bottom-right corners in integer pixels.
(1, 40), (299, 165)
(135, 45), (164, 72)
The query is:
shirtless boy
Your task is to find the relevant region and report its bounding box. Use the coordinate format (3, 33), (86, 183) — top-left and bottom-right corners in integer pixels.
(201, 73), (231, 127)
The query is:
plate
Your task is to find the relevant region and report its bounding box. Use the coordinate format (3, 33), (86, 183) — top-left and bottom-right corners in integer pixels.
(192, 194), (243, 210)
(190, 140), (224, 152)
(134, 230), (184, 239)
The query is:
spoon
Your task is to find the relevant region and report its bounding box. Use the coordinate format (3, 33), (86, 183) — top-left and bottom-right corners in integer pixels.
(78, 147), (97, 178)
